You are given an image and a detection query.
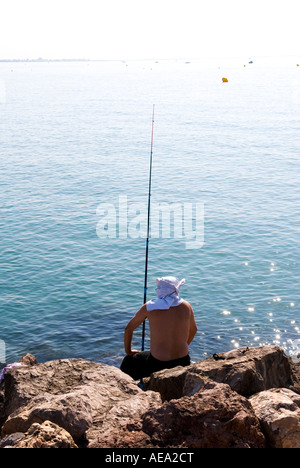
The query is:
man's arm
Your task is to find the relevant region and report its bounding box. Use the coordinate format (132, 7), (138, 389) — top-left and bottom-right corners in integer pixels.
(124, 304), (148, 355)
(187, 306), (197, 345)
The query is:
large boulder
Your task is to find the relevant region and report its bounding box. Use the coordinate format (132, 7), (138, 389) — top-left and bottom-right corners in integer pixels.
(146, 345), (294, 401)
(250, 388), (300, 448)
(1, 358), (161, 444)
(91, 380), (266, 448)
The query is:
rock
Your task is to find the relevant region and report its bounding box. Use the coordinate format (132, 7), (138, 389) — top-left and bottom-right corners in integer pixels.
(147, 345), (293, 401)
(93, 381), (266, 448)
(18, 353), (38, 367)
(2, 358), (102, 417)
(1, 346), (299, 449)
(2, 391), (93, 441)
(1, 358), (161, 444)
(87, 392), (159, 448)
(0, 387), (4, 429)
(144, 366), (188, 402)
(250, 388), (300, 448)
(289, 361), (300, 395)
(2, 421), (78, 448)
(0, 354), (38, 428)
(144, 381), (266, 448)
(0, 432), (25, 448)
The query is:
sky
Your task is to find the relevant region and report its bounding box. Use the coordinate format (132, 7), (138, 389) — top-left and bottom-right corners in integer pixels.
(0, 0), (299, 60)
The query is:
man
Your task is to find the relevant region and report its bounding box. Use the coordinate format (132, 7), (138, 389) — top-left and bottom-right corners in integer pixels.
(120, 276), (197, 380)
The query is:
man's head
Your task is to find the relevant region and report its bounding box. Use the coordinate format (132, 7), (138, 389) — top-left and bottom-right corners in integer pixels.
(155, 276), (186, 299)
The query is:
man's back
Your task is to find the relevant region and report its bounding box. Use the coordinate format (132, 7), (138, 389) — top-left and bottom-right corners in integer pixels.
(148, 300), (195, 361)
(121, 277), (197, 380)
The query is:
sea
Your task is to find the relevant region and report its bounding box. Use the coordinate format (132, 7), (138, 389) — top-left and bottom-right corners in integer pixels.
(0, 56), (299, 368)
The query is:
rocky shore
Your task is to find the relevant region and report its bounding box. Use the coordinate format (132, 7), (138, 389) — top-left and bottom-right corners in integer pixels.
(1, 345), (300, 448)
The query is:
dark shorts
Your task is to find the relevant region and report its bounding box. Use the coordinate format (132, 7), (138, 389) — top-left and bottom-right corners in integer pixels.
(120, 351), (191, 380)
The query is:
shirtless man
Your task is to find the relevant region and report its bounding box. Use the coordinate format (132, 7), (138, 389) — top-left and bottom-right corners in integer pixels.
(120, 277), (197, 380)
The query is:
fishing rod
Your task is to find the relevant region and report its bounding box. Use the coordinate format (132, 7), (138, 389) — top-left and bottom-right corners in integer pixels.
(141, 104), (155, 352)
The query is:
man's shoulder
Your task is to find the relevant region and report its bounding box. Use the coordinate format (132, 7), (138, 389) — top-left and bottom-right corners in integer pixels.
(181, 300), (193, 309)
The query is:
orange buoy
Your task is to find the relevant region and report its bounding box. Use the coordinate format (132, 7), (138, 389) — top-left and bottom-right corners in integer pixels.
(222, 77), (228, 82)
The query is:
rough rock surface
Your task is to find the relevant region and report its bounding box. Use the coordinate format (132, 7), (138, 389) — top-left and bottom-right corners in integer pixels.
(146, 345), (293, 401)
(91, 380), (266, 448)
(1, 346), (300, 449)
(0, 358), (161, 446)
(0, 420), (78, 448)
(250, 388), (300, 448)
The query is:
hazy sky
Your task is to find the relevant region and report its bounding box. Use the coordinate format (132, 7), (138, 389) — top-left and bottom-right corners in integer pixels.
(0, 0), (299, 60)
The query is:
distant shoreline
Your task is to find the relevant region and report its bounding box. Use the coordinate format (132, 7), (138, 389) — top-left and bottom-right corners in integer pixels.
(0, 58), (95, 63)
(0, 54), (299, 64)
(0, 58), (164, 64)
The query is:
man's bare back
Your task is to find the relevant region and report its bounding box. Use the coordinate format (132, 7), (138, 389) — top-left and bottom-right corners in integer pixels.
(121, 276), (197, 380)
(148, 301), (196, 361)
(123, 300), (197, 361)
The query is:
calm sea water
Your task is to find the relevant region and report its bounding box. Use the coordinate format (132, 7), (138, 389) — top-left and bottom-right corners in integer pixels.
(0, 57), (299, 367)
